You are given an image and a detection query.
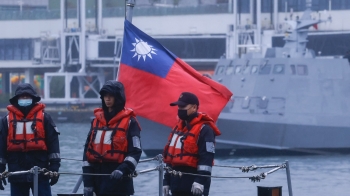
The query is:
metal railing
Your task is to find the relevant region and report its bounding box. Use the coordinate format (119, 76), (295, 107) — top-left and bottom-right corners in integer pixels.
(1, 155), (293, 196)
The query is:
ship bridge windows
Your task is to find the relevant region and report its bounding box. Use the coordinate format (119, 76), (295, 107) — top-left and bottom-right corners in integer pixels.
(259, 64), (271, 75)
(290, 64), (308, 75)
(235, 65), (242, 74)
(273, 64), (285, 74)
(297, 65), (308, 75)
(216, 65), (225, 75)
(251, 65), (258, 74)
(290, 64), (296, 75)
(243, 65), (251, 74)
(226, 65), (234, 75)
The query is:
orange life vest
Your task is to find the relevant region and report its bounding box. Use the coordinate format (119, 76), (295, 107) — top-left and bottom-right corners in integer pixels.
(163, 113), (221, 168)
(86, 108), (136, 163)
(7, 103), (47, 152)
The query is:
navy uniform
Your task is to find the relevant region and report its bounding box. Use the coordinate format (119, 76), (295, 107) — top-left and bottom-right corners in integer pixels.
(82, 80), (142, 196)
(0, 83), (60, 196)
(163, 92), (221, 196)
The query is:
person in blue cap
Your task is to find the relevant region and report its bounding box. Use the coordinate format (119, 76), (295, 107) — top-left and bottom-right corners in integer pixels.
(163, 92), (221, 196)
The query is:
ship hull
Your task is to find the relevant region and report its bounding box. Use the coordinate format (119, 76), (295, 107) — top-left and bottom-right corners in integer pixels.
(138, 117), (235, 157)
(3, 109), (350, 157)
(139, 114), (350, 157)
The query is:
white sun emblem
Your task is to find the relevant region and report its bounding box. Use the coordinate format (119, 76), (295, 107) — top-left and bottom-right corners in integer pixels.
(131, 38), (157, 61)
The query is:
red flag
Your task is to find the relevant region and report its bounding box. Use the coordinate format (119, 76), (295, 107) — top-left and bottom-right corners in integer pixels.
(313, 23), (318, 30)
(118, 20), (233, 127)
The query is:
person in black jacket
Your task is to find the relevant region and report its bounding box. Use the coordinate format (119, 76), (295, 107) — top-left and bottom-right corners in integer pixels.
(163, 92), (221, 196)
(0, 83), (60, 196)
(82, 80), (142, 196)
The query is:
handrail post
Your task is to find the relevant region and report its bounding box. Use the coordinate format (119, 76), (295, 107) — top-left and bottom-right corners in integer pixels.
(285, 160), (293, 196)
(157, 154), (164, 196)
(71, 175), (83, 193)
(33, 166), (39, 196)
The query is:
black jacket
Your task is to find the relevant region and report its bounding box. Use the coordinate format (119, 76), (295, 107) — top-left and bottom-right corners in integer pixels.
(163, 113), (216, 196)
(82, 80), (142, 195)
(0, 113), (60, 182)
(0, 83), (60, 183)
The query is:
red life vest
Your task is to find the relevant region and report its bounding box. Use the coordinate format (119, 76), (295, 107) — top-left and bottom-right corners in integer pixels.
(163, 113), (221, 168)
(86, 108), (136, 163)
(7, 103), (47, 152)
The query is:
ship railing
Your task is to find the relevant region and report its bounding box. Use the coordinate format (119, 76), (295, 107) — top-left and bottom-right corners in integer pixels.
(0, 155), (293, 196)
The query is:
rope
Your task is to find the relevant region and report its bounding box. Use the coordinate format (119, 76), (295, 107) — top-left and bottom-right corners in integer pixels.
(59, 172), (110, 176)
(213, 164), (283, 173)
(165, 167), (251, 179)
(164, 164), (286, 182)
(61, 154), (163, 163)
(60, 166), (160, 178)
(0, 170), (30, 178)
(0, 157), (287, 183)
(139, 157), (157, 163)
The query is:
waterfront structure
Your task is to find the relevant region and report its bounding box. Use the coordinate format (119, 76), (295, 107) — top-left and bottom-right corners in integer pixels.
(1, 0), (350, 156)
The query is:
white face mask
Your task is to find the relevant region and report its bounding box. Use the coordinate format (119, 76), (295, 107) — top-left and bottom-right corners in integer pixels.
(18, 99), (32, 107)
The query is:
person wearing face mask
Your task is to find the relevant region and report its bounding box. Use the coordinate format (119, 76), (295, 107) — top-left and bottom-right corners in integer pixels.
(162, 92), (221, 196)
(82, 80), (142, 196)
(0, 83), (61, 196)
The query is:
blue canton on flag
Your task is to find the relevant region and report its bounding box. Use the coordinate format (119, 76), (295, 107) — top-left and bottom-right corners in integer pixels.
(121, 20), (175, 78)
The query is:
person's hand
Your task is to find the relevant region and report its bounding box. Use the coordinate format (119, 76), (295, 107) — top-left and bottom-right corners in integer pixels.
(0, 178), (6, 190)
(47, 171), (59, 186)
(48, 162), (60, 186)
(83, 187), (94, 196)
(110, 170), (123, 180)
(191, 182), (204, 196)
(163, 185), (170, 196)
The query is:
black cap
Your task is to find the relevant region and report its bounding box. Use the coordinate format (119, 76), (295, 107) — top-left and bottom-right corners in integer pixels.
(170, 92), (199, 107)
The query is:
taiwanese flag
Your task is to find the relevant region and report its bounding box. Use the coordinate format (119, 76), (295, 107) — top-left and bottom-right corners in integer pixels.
(118, 20), (233, 127)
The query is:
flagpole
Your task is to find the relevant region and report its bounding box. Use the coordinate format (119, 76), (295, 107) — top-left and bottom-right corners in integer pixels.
(116, 0), (135, 81)
(125, 0), (135, 22)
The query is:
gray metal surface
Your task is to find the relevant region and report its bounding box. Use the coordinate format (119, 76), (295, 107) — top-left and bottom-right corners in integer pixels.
(139, 1), (350, 156)
(209, 1), (350, 155)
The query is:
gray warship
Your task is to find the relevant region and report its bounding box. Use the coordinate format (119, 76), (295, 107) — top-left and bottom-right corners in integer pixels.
(141, 0), (350, 157)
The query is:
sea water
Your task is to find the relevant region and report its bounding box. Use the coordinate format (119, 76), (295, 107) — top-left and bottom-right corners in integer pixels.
(0, 122), (349, 196)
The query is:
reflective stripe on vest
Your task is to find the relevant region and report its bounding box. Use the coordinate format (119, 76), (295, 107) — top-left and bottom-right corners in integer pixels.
(163, 113), (220, 168)
(163, 124), (203, 168)
(86, 108), (135, 163)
